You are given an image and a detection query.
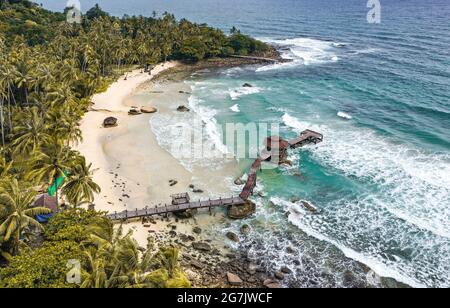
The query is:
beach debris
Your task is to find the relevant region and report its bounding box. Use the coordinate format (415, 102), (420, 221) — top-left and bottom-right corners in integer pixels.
(225, 232), (240, 243)
(242, 83), (253, 88)
(169, 179), (178, 186)
(226, 272), (243, 286)
(103, 117), (118, 127)
(193, 226), (202, 234)
(228, 200), (256, 219)
(128, 108), (142, 115)
(192, 242), (212, 252)
(177, 105), (190, 112)
(140, 106), (158, 113)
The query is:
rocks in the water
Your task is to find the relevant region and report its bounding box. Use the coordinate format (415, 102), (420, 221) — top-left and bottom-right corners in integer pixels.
(173, 208), (197, 219)
(274, 271), (285, 280)
(192, 226), (202, 234)
(179, 90), (191, 94)
(128, 108), (141, 115)
(280, 266), (292, 274)
(290, 196), (301, 203)
(192, 242), (212, 252)
(140, 106), (157, 114)
(226, 232), (240, 243)
(234, 177), (245, 185)
(177, 105), (190, 112)
(226, 272), (243, 286)
(228, 200), (256, 219)
(301, 200), (318, 213)
(242, 83), (253, 88)
(240, 224), (251, 236)
(103, 117), (118, 128)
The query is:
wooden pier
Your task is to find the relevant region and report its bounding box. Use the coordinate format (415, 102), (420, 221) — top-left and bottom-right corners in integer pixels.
(106, 129), (323, 221)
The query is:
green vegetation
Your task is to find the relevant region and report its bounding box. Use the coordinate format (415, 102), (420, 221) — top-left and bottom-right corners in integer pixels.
(0, 0), (271, 287)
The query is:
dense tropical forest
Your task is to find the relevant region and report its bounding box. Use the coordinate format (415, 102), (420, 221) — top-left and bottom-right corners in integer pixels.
(0, 0), (270, 287)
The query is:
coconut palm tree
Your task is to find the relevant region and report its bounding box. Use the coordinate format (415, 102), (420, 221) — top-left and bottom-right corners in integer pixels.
(0, 179), (51, 255)
(11, 107), (51, 157)
(28, 142), (75, 209)
(61, 157), (100, 207)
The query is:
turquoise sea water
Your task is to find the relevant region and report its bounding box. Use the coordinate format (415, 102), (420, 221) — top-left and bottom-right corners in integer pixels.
(41, 0), (450, 287)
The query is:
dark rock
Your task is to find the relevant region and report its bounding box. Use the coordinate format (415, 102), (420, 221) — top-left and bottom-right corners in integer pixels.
(103, 117), (118, 128)
(193, 189), (204, 193)
(193, 226), (202, 234)
(228, 200), (256, 219)
(286, 246), (296, 254)
(242, 83), (253, 88)
(173, 208), (197, 219)
(226, 232), (240, 242)
(234, 178), (245, 185)
(177, 105), (190, 112)
(280, 266), (292, 274)
(128, 109), (141, 115)
(169, 179), (178, 186)
(240, 224), (251, 235)
(190, 259), (205, 270)
(301, 200), (318, 213)
(192, 242), (212, 252)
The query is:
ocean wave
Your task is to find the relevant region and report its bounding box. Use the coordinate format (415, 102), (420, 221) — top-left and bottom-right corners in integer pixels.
(229, 86), (262, 100)
(230, 104), (240, 112)
(337, 111), (352, 119)
(257, 37), (341, 72)
(279, 112), (450, 286)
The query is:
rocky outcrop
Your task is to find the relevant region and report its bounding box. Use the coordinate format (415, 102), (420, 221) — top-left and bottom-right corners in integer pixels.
(242, 83), (253, 88)
(173, 208), (197, 219)
(140, 106), (157, 113)
(103, 117), (118, 127)
(301, 200), (318, 213)
(240, 224), (251, 236)
(177, 105), (190, 112)
(228, 200), (256, 219)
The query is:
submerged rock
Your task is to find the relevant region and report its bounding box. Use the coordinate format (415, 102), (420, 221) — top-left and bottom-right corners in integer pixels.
(128, 109), (142, 115)
(226, 232), (240, 243)
(177, 105), (190, 112)
(103, 117), (118, 127)
(242, 83), (253, 88)
(301, 200), (318, 213)
(240, 224), (251, 236)
(228, 200), (256, 219)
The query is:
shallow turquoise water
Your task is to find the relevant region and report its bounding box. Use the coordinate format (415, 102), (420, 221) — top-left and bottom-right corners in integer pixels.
(41, 0), (450, 287)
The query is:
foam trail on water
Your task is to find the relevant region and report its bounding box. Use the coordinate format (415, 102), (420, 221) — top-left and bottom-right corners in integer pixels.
(230, 104), (240, 112)
(337, 111), (352, 119)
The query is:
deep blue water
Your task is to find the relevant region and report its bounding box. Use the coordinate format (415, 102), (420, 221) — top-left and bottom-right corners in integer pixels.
(40, 0), (450, 287)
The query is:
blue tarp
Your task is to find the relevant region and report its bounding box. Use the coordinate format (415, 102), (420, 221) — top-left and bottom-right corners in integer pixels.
(36, 213), (54, 223)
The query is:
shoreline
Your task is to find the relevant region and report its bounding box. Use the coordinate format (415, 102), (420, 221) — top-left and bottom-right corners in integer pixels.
(77, 57), (283, 288)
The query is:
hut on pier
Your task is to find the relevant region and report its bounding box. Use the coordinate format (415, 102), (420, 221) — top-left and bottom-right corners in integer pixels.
(171, 193), (190, 205)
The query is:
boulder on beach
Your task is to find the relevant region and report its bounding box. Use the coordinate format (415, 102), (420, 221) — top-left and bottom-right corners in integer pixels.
(177, 105), (190, 112)
(103, 117), (118, 127)
(128, 108), (141, 115)
(228, 200), (256, 219)
(140, 106), (157, 113)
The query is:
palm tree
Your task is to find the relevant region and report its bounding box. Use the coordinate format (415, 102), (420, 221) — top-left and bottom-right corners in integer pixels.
(11, 107), (51, 157)
(29, 142), (75, 209)
(62, 157), (100, 207)
(0, 179), (51, 255)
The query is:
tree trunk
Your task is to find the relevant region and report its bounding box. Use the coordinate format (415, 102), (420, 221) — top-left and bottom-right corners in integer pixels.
(0, 98), (5, 147)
